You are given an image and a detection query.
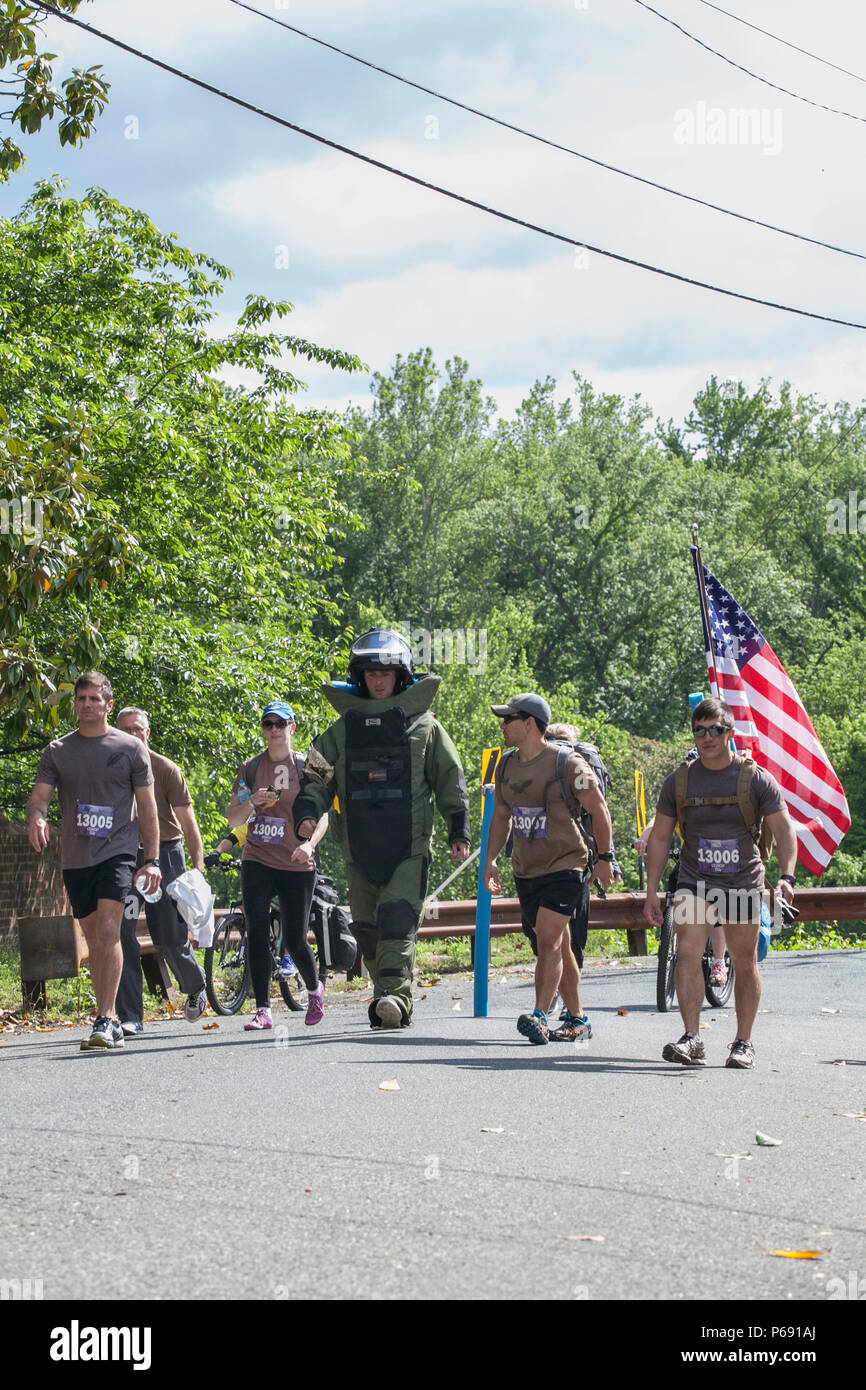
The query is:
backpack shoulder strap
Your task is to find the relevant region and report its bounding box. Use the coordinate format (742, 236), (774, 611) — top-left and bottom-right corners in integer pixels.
(736, 757), (761, 842)
(244, 751), (264, 787)
(674, 761), (690, 830)
(555, 746), (582, 820)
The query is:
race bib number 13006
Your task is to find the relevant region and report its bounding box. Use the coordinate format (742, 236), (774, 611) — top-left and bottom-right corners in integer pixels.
(697, 837), (740, 873)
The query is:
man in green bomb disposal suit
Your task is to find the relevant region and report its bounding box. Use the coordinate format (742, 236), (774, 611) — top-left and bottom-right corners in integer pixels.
(294, 629), (471, 1030)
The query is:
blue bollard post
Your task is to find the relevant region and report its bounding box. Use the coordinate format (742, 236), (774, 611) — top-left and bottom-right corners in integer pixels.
(473, 784), (496, 1018)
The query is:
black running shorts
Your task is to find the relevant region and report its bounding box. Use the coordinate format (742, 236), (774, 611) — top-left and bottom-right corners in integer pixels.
(518, 870), (590, 966)
(63, 855), (137, 920)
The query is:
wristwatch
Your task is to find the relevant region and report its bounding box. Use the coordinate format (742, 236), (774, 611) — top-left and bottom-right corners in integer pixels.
(143, 858), (160, 868)
(597, 851), (615, 862)
(779, 873), (796, 885)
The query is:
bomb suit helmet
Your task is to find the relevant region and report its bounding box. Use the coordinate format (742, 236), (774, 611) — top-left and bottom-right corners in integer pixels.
(348, 628), (415, 695)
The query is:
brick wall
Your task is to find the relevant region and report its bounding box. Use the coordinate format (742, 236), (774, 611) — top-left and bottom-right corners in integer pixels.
(0, 816), (69, 944)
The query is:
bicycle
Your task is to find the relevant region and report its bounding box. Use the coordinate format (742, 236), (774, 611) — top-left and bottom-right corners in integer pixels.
(655, 848), (798, 1012)
(655, 849), (734, 1012)
(203, 857), (309, 1016)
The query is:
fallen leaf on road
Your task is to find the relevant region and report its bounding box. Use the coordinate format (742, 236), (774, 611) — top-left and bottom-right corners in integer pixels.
(379, 1078), (401, 1091)
(836, 1111), (866, 1121)
(202, 1021), (220, 1030)
(821, 1008), (841, 1014)
(756, 1132), (783, 1146)
(113, 1191), (127, 1197)
(766, 1249), (826, 1260)
(699, 1022), (711, 1029)
(481, 1127), (504, 1133)
(616, 1009), (629, 1016)
(564, 1235), (605, 1242)
(451, 995), (462, 1000)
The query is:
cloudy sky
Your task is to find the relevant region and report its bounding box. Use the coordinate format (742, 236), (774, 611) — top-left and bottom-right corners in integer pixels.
(3, 0), (865, 427)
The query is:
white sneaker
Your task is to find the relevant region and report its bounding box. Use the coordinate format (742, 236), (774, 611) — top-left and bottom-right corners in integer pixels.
(184, 989), (207, 1022)
(374, 996), (404, 1030)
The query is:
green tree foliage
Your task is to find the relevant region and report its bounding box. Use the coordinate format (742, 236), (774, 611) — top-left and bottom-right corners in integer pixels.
(324, 354), (865, 887)
(1, 2), (109, 178)
(0, 180), (363, 836)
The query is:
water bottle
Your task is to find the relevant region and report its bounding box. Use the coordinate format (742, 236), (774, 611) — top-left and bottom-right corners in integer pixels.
(135, 872), (162, 904)
(237, 778), (252, 803)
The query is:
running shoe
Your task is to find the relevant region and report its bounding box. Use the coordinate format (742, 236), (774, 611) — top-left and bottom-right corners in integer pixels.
(278, 953), (297, 979)
(374, 996), (404, 1030)
(243, 1007), (274, 1031)
(305, 982), (325, 1026)
(662, 1032), (706, 1066)
(120, 1020), (143, 1037)
(709, 959), (728, 986)
(548, 1011), (592, 1043)
(725, 1038), (756, 1069)
(517, 1008), (550, 1045)
(80, 1016), (123, 1051)
(184, 988), (207, 1022)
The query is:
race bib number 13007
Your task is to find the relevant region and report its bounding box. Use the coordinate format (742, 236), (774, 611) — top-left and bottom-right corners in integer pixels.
(512, 806), (547, 839)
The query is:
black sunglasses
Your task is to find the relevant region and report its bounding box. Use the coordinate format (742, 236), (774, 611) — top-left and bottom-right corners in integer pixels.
(262, 718), (289, 730)
(502, 712), (529, 724)
(693, 724), (732, 739)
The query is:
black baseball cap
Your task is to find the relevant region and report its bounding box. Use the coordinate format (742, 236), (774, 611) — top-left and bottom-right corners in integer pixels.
(490, 693), (551, 727)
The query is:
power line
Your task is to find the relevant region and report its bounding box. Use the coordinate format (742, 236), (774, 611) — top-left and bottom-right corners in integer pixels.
(694, 0), (866, 86)
(633, 0), (866, 124)
(36, 3), (866, 331)
(227, 0), (866, 264)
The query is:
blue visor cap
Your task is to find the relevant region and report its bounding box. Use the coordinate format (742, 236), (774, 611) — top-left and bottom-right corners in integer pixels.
(262, 701), (295, 722)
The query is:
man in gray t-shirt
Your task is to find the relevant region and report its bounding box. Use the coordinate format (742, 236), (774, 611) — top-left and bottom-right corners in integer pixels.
(27, 672), (161, 1051)
(643, 698), (797, 1071)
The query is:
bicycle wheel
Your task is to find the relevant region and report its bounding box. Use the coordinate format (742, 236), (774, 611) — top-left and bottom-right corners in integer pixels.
(655, 901), (678, 1012)
(269, 907), (307, 1012)
(704, 947), (735, 1007)
(204, 912), (250, 1015)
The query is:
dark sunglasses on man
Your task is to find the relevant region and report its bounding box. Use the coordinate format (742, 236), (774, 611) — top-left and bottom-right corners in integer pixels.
(262, 717), (289, 730)
(502, 712), (529, 724)
(693, 723), (732, 739)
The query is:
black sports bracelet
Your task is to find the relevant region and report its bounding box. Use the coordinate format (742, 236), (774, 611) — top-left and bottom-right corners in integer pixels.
(779, 873), (796, 884)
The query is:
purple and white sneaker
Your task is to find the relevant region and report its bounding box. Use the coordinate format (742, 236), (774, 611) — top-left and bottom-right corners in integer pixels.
(243, 1007), (273, 1031)
(305, 983), (325, 1026)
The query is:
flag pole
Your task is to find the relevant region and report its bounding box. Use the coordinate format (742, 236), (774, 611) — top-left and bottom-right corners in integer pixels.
(690, 523), (721, 698)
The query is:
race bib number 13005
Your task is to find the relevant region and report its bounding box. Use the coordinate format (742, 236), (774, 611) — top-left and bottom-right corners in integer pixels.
(76, 803), (114, 838)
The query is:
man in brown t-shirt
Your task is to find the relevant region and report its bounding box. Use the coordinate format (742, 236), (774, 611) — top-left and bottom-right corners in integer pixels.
(26, 672), (161, 1051)
(115, 708), (208, 1034)
(644, 697), (797, 1069)
(484, 694), (614, 1045)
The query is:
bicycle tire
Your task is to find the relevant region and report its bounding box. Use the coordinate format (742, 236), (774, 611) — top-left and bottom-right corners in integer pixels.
(704, 949), (735, 1007)
(269, 907), (307, 1012)
(204, 912), (250, 1015)
(656, 901), (678, 1012)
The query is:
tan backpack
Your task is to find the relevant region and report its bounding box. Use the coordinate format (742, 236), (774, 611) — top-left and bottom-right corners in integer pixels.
(673, 756), (774, 862)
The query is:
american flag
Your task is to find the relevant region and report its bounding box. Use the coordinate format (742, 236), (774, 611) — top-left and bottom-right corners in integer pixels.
(692, 551), (851, 876)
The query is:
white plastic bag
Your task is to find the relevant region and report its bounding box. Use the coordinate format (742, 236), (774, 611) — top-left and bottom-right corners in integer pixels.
(166, 868), (216, 948)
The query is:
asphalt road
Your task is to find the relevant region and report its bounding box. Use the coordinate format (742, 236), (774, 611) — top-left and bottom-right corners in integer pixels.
(1, 950), (864, 1306)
